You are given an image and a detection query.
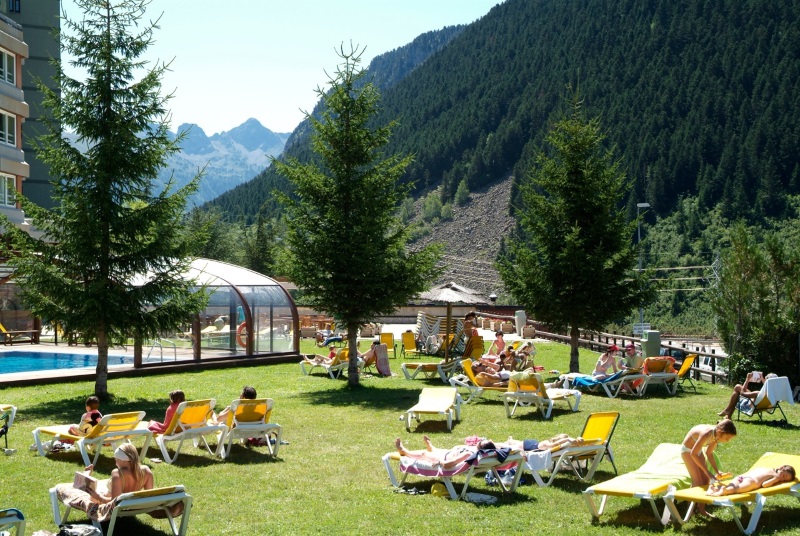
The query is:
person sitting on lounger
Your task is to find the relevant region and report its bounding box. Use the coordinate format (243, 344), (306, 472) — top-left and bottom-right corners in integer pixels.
(303, 346), (339, 365)
(706, 465), (795, 496)
(592, 346), (619, 380)
(500, 434), (586, 451)
(472, 360), (511, 387)
(212, 385), (257, 425)
(54, 443), (183, 522)
(717, 371), (777, 419)
(395, 436), (493, 469)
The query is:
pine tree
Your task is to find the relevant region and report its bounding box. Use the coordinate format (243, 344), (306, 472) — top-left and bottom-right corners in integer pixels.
(1, 0), (207, 397)
(498, 95), (653, 372)
(274, 45), (441, 387)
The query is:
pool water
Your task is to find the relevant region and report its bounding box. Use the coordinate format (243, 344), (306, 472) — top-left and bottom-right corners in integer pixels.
(0, 351), (133, 374)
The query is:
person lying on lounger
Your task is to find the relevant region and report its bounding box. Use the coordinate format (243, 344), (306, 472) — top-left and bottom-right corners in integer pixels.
(395, 436), (493, 469)
(499, 434), (586, 452)
(706, 465), (795, 496)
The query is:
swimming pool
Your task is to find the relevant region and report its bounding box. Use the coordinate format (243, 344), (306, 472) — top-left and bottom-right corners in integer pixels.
(0, 351), (133, 374)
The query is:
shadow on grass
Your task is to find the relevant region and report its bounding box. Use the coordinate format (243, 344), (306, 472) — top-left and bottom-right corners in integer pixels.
(20, 394), (166, 423)
(293, 384), (430, 411)
(732, 418), (799, 430)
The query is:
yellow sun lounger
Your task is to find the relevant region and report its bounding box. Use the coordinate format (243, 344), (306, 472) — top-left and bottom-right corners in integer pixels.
(448, 358), (508, 404)
(218, 398), (282, 459)
(502, 372), (581, 419)
(664, 452), (800, 535)
(527, 411), (618, 487)
(299, 349), (350, 379)
(583, 443), (695, 524)
(404, 387), (461, 432)
(33, 411), (153, 466)
(153, 399), (226, 464)
(50, 484), (192, 536)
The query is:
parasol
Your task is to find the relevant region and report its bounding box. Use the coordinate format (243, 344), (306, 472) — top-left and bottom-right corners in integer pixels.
(418, 282), (490, 360)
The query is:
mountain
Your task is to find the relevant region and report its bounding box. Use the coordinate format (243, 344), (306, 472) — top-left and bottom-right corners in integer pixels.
(206, 24), (468, 221)
(162, 119), (289, 206)
(63, 118), (290, 206)
(206, 0), (800, 226)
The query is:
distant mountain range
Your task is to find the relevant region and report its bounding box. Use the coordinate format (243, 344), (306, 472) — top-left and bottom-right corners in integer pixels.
(164, 119), (289, 206)
(65, 118), (290, 206)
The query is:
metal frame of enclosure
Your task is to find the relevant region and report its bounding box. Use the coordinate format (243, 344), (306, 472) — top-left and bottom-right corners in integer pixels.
(181, 258), (299, 360)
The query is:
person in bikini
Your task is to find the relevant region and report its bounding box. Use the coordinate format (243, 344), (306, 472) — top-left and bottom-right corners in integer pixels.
(707, 465), (795, 496)
(681, 419), (737, 516)
(592, 345), (619, 379)
(395, 436), (494, 469)
(500, 434), (586, 451)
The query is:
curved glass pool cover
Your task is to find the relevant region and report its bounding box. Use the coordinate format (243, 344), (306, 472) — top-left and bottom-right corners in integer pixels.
(176, 258), (298, 358)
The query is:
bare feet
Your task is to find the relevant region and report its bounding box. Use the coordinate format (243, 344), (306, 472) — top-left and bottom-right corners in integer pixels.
(422, 435), (434, 451)
(395, 438), (409, 456)
(717, 410), (729, 418)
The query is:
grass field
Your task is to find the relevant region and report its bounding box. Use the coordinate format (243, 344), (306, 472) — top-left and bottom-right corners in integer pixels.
(2, 340), (799, 535)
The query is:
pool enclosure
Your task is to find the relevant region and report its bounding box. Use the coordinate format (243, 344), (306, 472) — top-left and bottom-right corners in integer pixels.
(173, 258), (299, 359)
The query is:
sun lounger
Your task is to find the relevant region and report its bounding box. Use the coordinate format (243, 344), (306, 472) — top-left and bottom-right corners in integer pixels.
(50, 484), (192, 536)
(566, 369), (649, 398)
(153, 399), (226, 464)
(527, 411), (618, 487)
(583, 442), (695, 524)
(299, 349), (350, 379)
(0, 508), (24, 536)
(502, 372), (581, 419)
(218, 398), (282, 459)
(33, 411), (153, 466)
(382, 448), (524, 500)
(448, 358), (508, 404)
(737, 375), (794, 424)
(404, 387), (461, 431)
(664, 452), (800, 535)
(640, 357), (678, 395)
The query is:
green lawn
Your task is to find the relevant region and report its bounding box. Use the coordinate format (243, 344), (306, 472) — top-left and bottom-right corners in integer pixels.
(2, 341), (799, 535)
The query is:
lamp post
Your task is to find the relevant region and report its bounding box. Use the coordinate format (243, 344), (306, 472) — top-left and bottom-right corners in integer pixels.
(636, 202), (650, 327)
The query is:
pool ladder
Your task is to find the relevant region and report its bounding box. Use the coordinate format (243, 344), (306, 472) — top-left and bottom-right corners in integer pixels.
(146, 338), (177, 362)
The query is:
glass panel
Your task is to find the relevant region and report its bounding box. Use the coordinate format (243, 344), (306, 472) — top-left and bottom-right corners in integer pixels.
(3, 176), (14, 206)
(7, 53), (14, 84)
(6, 115), (13, 145)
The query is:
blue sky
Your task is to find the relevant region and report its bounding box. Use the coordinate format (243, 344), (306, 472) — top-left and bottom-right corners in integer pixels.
(61, 0), (502, 135)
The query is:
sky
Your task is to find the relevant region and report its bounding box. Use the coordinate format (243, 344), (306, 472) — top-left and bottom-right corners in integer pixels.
(61, 0), (502, 136)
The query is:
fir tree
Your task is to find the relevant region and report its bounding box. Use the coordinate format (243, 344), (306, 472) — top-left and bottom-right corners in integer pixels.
(1, 0), (207, 397)
(274, 45), (441, 387)
(498, 95), (653, 372)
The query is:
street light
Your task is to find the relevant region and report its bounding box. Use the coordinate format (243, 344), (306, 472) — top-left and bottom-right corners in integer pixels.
(636, 202), (651, 328)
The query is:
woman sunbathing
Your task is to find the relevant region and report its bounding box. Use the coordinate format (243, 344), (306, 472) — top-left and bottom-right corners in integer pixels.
(706, 465), (795, 496)
(395, 436), (494, 469)
(500, 434), (586, 451)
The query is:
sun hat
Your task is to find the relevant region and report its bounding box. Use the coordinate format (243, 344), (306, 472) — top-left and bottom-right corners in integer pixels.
(608, 344), (619, 352)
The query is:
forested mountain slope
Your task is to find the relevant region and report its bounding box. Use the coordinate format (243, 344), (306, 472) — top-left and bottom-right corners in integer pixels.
(208, 0), (800, 225)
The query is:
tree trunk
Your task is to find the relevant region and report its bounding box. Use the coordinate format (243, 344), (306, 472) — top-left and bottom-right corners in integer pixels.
(95, 328), (109, 398)
(569, 324), (580, 373)
(347, 324), (360, 387)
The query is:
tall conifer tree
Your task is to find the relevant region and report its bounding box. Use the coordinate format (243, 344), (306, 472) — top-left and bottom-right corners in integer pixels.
(274, 45), (441, 387)
(1, 0), (207, 397)
(498, 96), (653, 372)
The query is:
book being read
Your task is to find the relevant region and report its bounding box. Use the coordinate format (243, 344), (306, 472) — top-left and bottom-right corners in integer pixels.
(73, 470), (97, 492)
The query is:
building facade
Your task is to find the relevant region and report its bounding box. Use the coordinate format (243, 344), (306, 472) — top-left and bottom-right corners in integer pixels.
(0, 9), (30, 232)
(2, 0), (59, 211)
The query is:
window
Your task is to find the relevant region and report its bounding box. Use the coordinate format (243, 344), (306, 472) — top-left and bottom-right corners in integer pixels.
(0, 50), (14, 85)
(7, 0), (20, 13)
(0, 112), (15, 146)
(0, 174), (15, 206)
